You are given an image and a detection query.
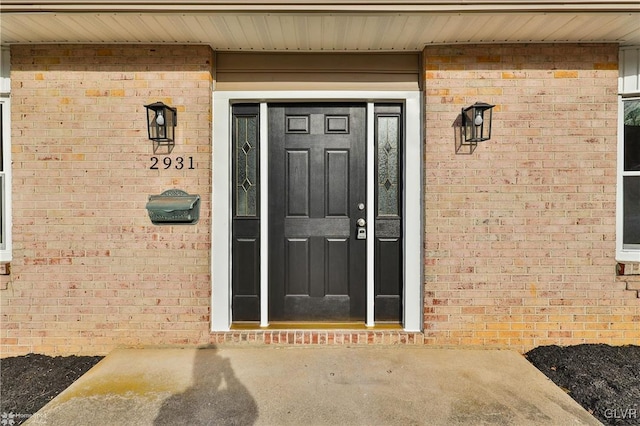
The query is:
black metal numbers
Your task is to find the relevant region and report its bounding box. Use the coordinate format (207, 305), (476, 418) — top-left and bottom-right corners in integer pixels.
(150, 156), (195, 170)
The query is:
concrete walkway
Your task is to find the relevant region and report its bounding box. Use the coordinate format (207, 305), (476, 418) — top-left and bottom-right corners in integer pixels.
(24, 346), (601, 426)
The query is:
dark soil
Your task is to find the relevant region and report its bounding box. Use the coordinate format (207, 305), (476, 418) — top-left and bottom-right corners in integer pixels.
(525, 344), (640, 425)
(1, 354), (103, 425)
(0, 345), (638, 425)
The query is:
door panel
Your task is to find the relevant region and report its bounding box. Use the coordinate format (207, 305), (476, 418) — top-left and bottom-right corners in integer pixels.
(326, 150), (349, 217)
(286, 238), (310, 295)
(326, 238), (349, 295)
(286, 150), (310, 216)
(269, 104), (366, 321)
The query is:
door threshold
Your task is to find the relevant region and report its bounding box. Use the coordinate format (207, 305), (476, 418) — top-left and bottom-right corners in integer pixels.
(231, 322), (403, 331)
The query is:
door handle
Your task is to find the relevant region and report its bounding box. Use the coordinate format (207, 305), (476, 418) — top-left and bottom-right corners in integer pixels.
(356, 218), (366, 227)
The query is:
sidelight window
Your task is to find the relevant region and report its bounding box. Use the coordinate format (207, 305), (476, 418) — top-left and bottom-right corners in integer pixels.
(231, 104), (261, 321)
(376, 114), (400, 217)
(374, 104), (403, 321)
(234, 110), (259, 217)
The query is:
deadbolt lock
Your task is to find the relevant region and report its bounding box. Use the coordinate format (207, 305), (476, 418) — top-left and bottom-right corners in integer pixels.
(357, 228), (367, 240)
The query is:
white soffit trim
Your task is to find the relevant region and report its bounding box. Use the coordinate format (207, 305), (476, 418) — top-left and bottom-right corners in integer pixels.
(3, 1), (640, 13)
(2, 0), (640, 47)
(1, 10), (639, 47)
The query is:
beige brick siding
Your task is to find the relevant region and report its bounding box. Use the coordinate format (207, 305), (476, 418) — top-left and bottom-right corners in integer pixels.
(1, 43), (638, 356)
(1, 45), (214, 355)
(423, 44), (639, 350)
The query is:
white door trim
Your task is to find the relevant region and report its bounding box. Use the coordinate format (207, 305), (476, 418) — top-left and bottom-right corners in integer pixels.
(211, 91), (422, 332)
(259, 103), (269, 326)
(366, 103), (376, 327)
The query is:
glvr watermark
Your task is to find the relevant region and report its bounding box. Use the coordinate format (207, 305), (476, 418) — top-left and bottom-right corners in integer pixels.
(1, 412), (32, 426)
(603, 408), (637, 420)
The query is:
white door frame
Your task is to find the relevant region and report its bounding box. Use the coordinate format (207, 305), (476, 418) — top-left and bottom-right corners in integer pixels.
(212, 91), (422, 332)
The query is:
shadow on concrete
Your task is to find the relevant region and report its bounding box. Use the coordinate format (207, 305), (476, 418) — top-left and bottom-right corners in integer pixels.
(154, 347), (258, 426)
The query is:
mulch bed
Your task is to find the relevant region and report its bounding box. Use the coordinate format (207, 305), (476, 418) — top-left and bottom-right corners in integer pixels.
(525, 344), (640, 425)
(1, 354), (103, 425)
(1, 345), (639, 425)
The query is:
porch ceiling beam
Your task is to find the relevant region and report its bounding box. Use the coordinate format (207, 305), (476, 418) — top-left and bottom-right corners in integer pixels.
(2, 0), (640, 13)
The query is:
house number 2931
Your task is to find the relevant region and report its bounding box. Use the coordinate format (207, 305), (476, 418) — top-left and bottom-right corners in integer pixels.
(150, 156), (195, 170)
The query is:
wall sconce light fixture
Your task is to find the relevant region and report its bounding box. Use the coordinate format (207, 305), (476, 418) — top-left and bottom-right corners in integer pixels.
(461, 102), (495, 144)
(144, 101), (177, 154)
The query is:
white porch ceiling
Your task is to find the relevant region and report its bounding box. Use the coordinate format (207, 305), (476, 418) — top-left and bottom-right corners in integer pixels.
(1, 2), (639, 49)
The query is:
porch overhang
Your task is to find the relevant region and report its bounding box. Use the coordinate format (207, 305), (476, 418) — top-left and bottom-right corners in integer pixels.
(1, 1), (639, 49)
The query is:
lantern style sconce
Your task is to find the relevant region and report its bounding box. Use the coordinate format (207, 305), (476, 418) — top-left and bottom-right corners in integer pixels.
(144, 101), (177, 154)
(461, 102), (495, 144)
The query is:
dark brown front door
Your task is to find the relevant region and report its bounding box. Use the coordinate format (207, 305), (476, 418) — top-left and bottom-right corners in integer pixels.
(269, 104), (367, 321)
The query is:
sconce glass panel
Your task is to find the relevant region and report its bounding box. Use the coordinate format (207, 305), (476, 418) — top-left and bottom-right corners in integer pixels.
(462, 102), (494, 143)
(145, 101), (177, 142)
(376, 115), (400, 216)
(234, 114), (259, 217)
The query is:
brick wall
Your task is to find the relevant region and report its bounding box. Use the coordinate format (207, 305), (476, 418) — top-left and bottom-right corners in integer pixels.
(423, 44), (639, 350)
(2, 43), (638, 356)
(1, 45), (214, 355)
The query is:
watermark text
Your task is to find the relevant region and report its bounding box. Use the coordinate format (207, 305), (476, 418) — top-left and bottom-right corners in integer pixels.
(1, 412), (32, 426)
(603, 408), (638, 420)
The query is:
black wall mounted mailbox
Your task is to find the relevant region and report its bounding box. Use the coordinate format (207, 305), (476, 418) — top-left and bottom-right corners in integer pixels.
(146, 189), (200, 225)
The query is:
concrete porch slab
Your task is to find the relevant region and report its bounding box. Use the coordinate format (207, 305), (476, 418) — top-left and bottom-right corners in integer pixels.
(24, 346), (601, 425)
